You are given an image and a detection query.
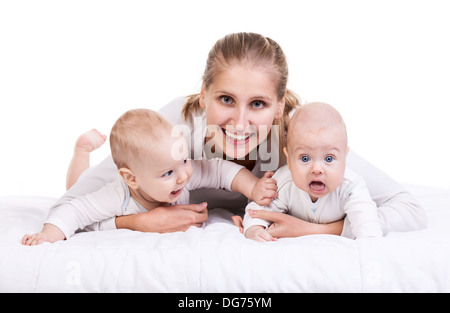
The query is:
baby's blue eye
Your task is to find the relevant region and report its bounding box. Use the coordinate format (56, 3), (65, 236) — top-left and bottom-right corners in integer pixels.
(301, 156), (310, 162)
(325, 156), (334, 163)
(162, 170), (173, 177)
(181, 159), (187, 165)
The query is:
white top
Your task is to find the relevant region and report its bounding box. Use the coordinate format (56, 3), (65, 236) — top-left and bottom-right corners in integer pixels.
(50, 96), (427, 237)
(47, 159), (243, 239)
(243, 165), (383, 239)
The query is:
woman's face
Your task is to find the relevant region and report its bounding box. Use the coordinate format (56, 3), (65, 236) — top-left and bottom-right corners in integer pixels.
(200, 64), (285, 159)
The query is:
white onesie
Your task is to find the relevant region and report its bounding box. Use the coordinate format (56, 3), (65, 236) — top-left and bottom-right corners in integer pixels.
(243, 165), (383, 239)
(46, 159), (243, 239)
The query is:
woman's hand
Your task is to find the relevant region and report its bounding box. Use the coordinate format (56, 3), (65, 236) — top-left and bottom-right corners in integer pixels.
(115, 202), (208, 233)
(247, 210), (344, 238)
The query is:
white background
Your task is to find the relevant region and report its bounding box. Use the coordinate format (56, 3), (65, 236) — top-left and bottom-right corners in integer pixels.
(1, 0), (449, 198)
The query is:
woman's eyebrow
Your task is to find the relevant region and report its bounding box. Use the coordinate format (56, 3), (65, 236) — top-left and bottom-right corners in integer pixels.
(214, 90), (236, 98)
(250, 95), (273, 102)
(214, 90), (273, 102)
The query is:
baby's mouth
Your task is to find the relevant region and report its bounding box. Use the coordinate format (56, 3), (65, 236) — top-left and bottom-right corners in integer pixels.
(170, 188), (183, 198)
(309, 181), (326, 193)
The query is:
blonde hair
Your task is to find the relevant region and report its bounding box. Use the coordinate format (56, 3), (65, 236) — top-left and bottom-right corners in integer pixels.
(110, 109), (173, 169)
(182, 32), (301, 166)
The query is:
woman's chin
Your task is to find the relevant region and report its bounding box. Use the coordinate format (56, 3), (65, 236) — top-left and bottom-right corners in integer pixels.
(223, 142), (259, 160)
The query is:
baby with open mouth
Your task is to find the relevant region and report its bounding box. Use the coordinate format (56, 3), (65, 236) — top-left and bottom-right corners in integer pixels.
(243, 102), (383, 241)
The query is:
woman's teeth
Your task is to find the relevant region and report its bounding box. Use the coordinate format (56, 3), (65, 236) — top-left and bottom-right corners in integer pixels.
(224, 129), (250, 141)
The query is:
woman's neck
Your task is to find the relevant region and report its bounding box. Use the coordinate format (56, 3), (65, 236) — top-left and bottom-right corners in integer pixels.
(232, 158), (256, 171)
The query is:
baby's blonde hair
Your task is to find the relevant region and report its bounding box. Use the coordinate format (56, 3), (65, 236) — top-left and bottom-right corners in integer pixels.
(110, 109), (173, 169)
(182, 32), (301, 166)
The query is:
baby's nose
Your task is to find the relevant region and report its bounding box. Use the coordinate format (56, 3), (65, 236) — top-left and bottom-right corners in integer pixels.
(311, 162), (324, 175)
(177, 170), (189, 184)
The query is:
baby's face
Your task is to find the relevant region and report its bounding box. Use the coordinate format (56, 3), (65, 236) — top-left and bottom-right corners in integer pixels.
(135, 132), (193, 204)
(285, 125), (348, 202)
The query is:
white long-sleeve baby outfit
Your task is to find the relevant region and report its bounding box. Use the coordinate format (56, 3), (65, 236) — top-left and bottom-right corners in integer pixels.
(243, 165), (383, 239)
(47, 159), (243, 239)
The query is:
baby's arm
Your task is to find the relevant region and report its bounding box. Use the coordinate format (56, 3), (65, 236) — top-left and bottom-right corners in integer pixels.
(245, 225), (276, 242)
(22, 179), (125, 245)
(231, 170), (277, 206)
(243, 200), (283, 242)
(344, 176), (383, 239)
(188, 159), (277, 205)
(22, 223), (65, 246)
(242, 177), (292, 241)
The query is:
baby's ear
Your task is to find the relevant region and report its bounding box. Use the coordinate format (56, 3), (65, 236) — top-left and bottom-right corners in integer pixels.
(119, 168), (138, 189)
(283, 147), (290, 167)
(346, 146), (350, 156)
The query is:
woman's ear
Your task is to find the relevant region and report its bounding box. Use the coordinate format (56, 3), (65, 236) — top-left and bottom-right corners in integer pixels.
(119, 168), (139, 189)
(199, 83), (207, 109)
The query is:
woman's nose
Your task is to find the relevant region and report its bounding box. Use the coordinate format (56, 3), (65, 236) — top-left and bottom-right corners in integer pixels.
(232, 107), (249, 130)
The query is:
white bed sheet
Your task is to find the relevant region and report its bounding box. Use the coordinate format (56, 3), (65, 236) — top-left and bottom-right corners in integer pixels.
(1, 184), (449, 292)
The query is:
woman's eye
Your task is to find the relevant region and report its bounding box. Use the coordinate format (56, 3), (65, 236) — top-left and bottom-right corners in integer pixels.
(251, 100), (265, 109)
(325, 156), (334, 163)
(162, 170), (173, 177)
(301, 156), (310, 162)
(220, 96), (233, 105)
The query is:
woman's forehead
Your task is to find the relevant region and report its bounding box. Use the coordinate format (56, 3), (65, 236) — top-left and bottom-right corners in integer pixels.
(210, 63), (279, 98)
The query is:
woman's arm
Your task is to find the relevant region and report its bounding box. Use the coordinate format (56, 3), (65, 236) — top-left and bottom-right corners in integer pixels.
(115, 203), (208, 233)
(245, 209), (344, 238)
(345, 150), (427, 236)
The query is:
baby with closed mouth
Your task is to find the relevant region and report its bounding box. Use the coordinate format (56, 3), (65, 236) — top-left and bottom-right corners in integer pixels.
(243, 102), (383, 241)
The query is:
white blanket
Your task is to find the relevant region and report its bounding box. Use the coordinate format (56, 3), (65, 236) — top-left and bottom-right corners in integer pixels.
(1, 184), (449, 292)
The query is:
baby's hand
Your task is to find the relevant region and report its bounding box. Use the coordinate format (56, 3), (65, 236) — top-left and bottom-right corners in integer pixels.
(251, 171), (277, 206)
(245, 225), (277, 242)
(22, 232), (54, 246)
(22, 224), (65, 246)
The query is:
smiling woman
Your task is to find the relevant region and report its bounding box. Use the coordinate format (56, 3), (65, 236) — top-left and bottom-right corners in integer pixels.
(184, 32), (300, 170)
(200, 64), (284, 161)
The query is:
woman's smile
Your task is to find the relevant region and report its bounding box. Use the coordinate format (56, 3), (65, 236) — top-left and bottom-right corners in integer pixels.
(223, 128), (253, 145)
(201, 64), (284, 159)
